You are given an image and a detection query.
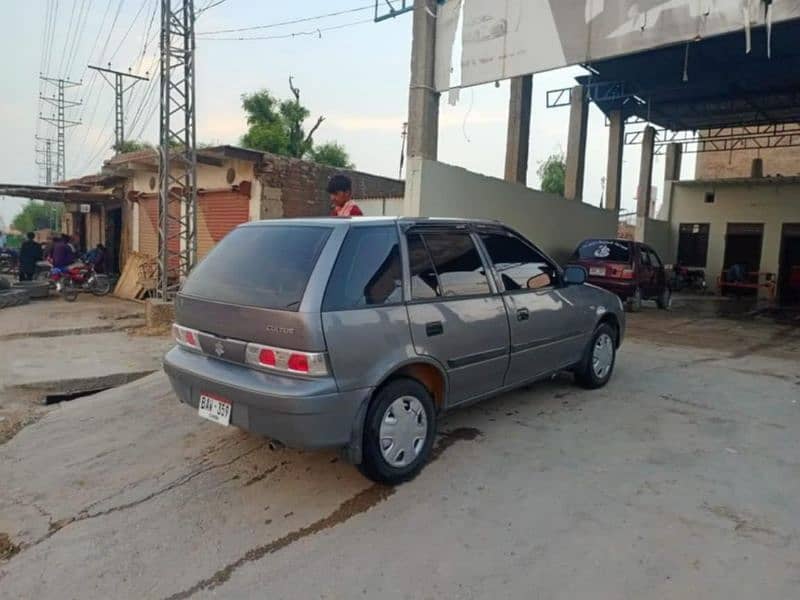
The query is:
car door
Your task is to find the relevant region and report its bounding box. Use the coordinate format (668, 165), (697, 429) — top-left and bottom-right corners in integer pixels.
(404, 226), (509, 406)
(637, 244), (654, 296)
(647, 247), (667, 294)
(476, 227), (591, 386)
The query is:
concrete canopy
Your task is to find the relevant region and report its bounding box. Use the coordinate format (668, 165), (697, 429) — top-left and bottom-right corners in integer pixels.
(582, 19), (800, 131)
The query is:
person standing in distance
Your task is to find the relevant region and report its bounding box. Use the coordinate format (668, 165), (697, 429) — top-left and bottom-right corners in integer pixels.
(327, 174), (363, 217)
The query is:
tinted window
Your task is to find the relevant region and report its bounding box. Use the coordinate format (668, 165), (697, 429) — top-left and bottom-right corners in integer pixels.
(639, 247), (652, 267)
(648, 249), (663, 268)
(407, 233), (439, 300)
(574, 239), (631, 263)
(421, 231), (490, 297)
(323, 226), (403, 311)
(480, 232), (555, 291)
(181, 225), (331, 310)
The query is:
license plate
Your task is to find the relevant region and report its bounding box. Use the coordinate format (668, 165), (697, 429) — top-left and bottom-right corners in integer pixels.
(589, 266), (606, 276)
(198, 393), (231, 426)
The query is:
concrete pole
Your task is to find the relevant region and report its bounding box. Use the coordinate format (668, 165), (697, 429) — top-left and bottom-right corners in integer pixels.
(635, 126), (656, 242)
(664, 142), (682, 183)
(504, 74), (533, 184)
(406, 0), (439, 160)
(605, 110), (624, 212)
(564, 86), (589, 200)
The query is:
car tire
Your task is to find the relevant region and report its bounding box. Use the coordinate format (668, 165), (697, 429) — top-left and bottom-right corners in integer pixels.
(656, 287), (672, 310)
(358, 377), (436, 485)
(626, 287), (642, 312)
(575, 323), (617, 389)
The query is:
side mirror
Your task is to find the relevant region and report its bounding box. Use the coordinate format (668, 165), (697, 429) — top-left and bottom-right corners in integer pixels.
(563, 265), (587, 286)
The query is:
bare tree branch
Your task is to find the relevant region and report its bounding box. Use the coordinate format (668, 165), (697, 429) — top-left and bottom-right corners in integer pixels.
(288, 76), (300, 102)
(303, 115), (325, 152)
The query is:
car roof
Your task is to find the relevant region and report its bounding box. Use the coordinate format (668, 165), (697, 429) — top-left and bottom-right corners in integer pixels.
(242, 216), (505, 228)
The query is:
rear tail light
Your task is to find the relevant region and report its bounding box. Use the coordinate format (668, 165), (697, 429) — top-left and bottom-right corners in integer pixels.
(245, 343), (328, 377)
(173, 323), (201, 351)
(607, 266), (635, 279)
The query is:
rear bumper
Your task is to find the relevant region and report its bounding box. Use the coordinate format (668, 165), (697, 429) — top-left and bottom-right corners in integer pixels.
(163, 346), (371, 450)
(586, 278), (637, 299)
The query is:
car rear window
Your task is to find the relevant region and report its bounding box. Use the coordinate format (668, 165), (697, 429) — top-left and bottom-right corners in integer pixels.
(574, 239), (632, 263)
(181, 225), (332, 311)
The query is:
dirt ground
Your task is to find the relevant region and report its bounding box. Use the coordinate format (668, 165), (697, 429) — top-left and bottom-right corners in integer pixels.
(0, 297), (798, 599)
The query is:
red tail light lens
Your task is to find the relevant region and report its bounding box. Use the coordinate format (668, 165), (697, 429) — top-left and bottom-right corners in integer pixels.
(245, 343), (328, 377)
(173, 324), (201, 351)
(620, 268), (635, 279)
(258, 348), (276, 366)
(287, 353), (309, 373)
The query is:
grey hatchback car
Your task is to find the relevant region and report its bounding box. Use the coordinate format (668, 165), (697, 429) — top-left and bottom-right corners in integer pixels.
(164, 218), (625, 483)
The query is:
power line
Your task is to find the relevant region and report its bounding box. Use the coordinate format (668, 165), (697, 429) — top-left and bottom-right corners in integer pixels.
(196, 0), (230, 15)
(196, 3), (373, 35)
(200, 17), (375, 41)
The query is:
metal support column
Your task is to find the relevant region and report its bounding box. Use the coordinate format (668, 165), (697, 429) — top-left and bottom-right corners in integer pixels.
(158, 0), (197, 299)
(39, 77), (82, 182)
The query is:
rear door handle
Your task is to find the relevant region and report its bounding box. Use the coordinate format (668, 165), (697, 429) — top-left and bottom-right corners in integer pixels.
(425, 321), (444, 337)
(517, 308), (530, 321)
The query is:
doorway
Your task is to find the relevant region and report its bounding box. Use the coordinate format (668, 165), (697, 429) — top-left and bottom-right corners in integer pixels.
(105, 207), (123, 275)
(722, 223), (764, 297)
(778, 224), (800, 306)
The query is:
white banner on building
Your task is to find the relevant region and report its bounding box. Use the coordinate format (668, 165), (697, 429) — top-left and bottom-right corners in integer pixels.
(435, 0), (800, 92)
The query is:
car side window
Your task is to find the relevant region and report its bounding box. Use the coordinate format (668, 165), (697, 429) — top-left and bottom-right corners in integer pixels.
(639, 247), (652, 267)
(649, 249), (663, 268)
(407, 230), (491, 299)
(407, 232), (440, 300)
(322, 226), (403, 311)
(479, 231), (555, 292)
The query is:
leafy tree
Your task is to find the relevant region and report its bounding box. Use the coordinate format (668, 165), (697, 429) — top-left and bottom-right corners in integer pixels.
(11, 201), (63, 233)
(308, 142), (354, 169)
(241, 77), (353, 168)
(537, 152), (566, 196)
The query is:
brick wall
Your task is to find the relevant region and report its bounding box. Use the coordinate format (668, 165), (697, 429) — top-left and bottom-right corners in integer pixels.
(695, 127), (800, 179)
(255, 153), (405, 219)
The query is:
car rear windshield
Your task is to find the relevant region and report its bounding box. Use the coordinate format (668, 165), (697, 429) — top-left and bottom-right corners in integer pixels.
(181, 225), (332, 311)
(574, 239), (632, 263)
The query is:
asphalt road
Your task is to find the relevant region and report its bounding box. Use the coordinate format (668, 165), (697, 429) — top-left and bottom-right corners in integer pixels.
(1, 335), (799, 599)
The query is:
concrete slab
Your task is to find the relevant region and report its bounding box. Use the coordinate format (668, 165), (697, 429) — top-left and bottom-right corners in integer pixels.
(0, 332), (173, 398)
(0, 296), (142, 341)
(0, 335), (798, 599)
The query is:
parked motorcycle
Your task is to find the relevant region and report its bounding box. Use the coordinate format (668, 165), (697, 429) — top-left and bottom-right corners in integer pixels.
(670, 265), (707, 292)
(46, 261), (112, 301)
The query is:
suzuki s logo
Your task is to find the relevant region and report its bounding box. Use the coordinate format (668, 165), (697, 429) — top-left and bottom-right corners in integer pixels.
(214, 341), (225, 357)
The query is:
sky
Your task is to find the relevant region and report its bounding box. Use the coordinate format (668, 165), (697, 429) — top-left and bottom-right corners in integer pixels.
(0, 0), (695, 229)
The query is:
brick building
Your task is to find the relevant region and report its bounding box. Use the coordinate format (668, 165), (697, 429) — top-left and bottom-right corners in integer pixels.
(695, 127), (800, 179)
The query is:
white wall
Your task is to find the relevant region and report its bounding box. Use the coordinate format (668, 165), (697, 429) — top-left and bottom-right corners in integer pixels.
(404, 157), (618, 263)
(644, 218), (671, 260)
(669, 180), (800, 292)
(358, 197), (404, 216)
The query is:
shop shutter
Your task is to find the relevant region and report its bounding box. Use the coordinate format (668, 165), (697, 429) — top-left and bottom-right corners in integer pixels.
(197, 191), (250, 260)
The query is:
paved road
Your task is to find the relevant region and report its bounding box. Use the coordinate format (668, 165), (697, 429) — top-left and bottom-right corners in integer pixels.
(1, 339), (799, 599)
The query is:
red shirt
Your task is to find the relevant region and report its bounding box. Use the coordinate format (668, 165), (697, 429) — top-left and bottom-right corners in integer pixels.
(332, 200), (363, 217)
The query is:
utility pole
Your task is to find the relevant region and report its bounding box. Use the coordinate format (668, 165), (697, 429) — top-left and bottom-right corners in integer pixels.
(88, 64), (150, 150)
(35, 137), (56, 185)
(158, 0), (197, 300)
(39, 76), (82, 183)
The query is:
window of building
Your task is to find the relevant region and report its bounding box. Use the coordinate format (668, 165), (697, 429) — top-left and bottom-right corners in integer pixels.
(704, 191), (715, 203)
(677, 223), (710, 267)
(323, 226), (403, 311)
(480, 231), (555, 291)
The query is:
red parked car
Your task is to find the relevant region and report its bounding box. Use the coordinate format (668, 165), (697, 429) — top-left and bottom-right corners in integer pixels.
(570, 239), (670, 312)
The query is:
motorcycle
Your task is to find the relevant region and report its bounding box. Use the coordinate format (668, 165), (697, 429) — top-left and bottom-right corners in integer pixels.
(670, 265), (707, 292)
(47, 260), (112, 302)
